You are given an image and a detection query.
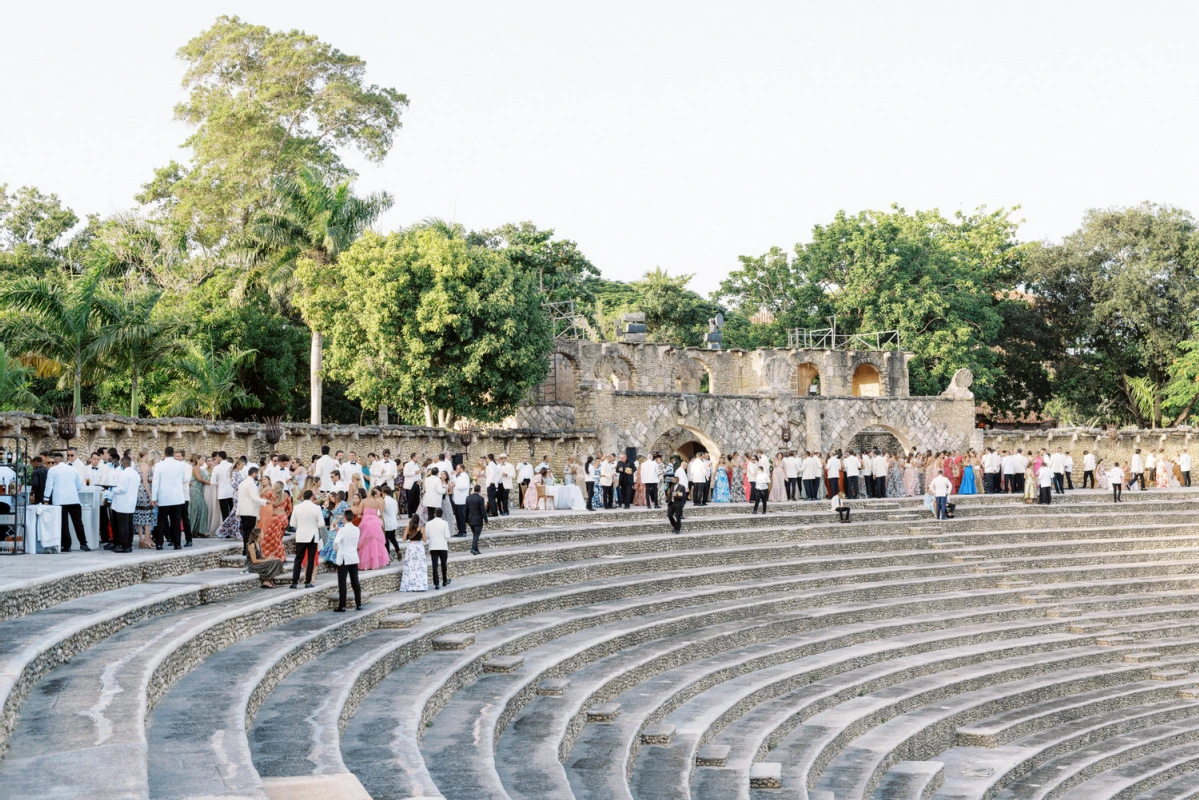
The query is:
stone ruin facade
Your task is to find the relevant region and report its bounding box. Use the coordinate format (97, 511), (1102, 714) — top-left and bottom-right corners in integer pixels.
(0, 342), (987, 470)
(508, 339), (982, 459)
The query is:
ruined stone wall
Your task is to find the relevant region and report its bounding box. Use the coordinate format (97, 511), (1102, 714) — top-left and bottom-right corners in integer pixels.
(983, 427), (1199, 476)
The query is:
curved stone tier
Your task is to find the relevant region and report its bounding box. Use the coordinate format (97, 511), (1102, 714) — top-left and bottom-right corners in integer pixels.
(4, 491), (1199, 800)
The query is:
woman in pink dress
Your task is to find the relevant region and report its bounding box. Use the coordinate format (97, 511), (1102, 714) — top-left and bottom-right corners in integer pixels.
(524, 469), (547, 510)
(356, 487), (391, 570)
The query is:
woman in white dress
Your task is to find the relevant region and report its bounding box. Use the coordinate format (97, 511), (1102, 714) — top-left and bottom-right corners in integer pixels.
(399, 516), (428, 592)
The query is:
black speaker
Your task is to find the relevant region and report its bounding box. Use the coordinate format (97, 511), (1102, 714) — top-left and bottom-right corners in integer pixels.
(451, 453), (465, 469)
(625, 446), (638, 463)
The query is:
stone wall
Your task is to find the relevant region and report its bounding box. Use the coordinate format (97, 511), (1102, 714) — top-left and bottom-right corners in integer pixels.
(983, 427), (1199, 474)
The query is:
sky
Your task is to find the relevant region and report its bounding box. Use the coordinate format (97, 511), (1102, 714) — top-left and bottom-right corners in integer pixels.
(4, 1), (1199, 295)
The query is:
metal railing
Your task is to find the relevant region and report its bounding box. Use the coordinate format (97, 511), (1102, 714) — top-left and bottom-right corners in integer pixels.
(786, 327), (901, 351)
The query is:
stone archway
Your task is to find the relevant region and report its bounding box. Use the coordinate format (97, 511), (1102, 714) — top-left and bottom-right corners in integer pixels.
(847, 424), (910, 455)
(649, 424), (721, 463)
(852, 363), (882, 397)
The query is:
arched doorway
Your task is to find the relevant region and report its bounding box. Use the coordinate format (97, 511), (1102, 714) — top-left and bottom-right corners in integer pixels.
(675, 357), (711, 393)
(852, 363), (883, 397)
(794, 363), (821, 395)
(847, 425), (909, 455)
(649, 425), (721, 463)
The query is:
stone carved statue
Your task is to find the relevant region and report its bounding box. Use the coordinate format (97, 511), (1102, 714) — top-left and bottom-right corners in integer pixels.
(941, 368), (975, 400)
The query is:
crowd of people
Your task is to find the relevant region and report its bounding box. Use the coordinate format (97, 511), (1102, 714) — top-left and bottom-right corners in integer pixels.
(24, 440), (1193, 600)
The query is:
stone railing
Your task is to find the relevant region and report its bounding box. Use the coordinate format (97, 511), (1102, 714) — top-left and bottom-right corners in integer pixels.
(983, 426), (1199, 471)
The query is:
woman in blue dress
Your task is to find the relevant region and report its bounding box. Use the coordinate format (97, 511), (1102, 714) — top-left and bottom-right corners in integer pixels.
(712, 457), (731, 502)
(958, 453), (978, 495)
(319, 493), (349, 563)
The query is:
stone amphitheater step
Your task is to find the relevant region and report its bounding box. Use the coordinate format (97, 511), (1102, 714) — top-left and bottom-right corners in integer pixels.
(631, 599), (1199, 800)
(0, 567), (259, 754)
(873, 760), (945, 800)
(1055, 739), (1199, 800)
(1129, 764), (1199, 800)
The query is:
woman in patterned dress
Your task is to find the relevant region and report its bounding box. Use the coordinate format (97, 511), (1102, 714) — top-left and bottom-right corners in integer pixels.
(712, 456), (731, 502)
(730, 453), (745, 503)
(215, 468), (245, 539)
(399, 516), (428, 592)
(134, 451), (156, 548)
(886, 456), (905, 497)
(633, 458), (647, 507)
(261, 481), (289, 562)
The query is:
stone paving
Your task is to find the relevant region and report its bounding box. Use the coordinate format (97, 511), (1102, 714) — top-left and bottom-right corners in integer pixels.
(2, 489), (1199, 799)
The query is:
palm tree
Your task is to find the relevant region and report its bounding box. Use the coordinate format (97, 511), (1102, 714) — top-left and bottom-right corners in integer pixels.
(0, 269), (113, 415)
(95, 287), (183, 417)
(0, 343), (39, 412)
(238, 166), (393, 424)
(156, 343), (262, 420)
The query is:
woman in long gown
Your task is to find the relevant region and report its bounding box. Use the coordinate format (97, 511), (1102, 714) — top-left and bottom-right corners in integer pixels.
(633, 459), (647, 507)
(203, 456), (221, 536)
(260, 482), (289, 561)
(958, 454), (977, 495)
(1022, 466), (1038, 504)
(134, 452), (156, 548)
(743, 457), (753, 502)
(946, 451), (963, 493)
(591, 461), (604, 510)
(886, 457), (905, 497)
(925, 456), (942, 497)
(320, 493), (349, 563)
(524, 470), (546, 510)
(1097, 460), (1110, 490)
(730, 453), (745, 503)
(357, 487), (391, 570)
(215, 468), (245, 539)
(903, 459), (918, 497)
(189, 455), (209, 537)
(1157, 454), (1173, 488)
(712, 457), (731, 502)
(258, 477), (278, 550)
(769, 453), (786, 503)
(399, 516), (428, 592)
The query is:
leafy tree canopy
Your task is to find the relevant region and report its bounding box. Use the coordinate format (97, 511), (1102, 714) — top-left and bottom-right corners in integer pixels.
(138, 16), (408, 249)
(296, 228), (552, 427)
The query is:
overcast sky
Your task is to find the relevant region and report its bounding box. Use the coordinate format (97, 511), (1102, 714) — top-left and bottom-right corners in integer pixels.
(4, 1), (1198, 295)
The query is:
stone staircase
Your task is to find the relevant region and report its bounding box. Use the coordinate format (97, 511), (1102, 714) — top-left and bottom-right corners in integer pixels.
(3, 491), (1199, 799)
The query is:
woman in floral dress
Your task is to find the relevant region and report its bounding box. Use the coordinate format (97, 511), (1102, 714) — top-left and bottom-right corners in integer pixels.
(399, 516), (428, 592)
(886, 456), (905, 497)
(215, 468), (245, 539)
(730, 453), (745, 503)
(261, 481), (289, 562)
(712, 457), (731, 502)
(633, 458), (647, 507)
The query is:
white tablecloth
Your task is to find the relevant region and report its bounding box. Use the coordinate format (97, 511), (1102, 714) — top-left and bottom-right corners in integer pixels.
(26, 504), (62, 552)
(545, 485), (586, 511)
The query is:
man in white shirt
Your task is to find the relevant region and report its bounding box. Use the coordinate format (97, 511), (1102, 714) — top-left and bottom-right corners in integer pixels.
(860, 451), (874, 498)
(1049, 448), (1066, 495)
(328, 470), (348, 495)
(45, 455), (89, 551)
(1063, 453), (1074, 490)
(1109, 463), (1125, 502)
(237, 466), (269, 555)
(424, 469), (445, 511)
(485, 455), (502, 516)
(1037, 455), (1054, 505)
(642, 455), (661, 508)
(65, 448), (89, 485)
(752, 459), (771, 514)
(498, 454), (515, 516)
(436, 453), (454, 481)
(1145, 451), (1157, 486)
(289, 489), (326, 588)
(826, 451), (842, 498)
(266, 455), (293, 490)
(930, 472), (953, 519)
(600, 456), (617, 509)
(783, 451), (800, 501)
(535, 455), (550, 474)
(1181, 449), (1192, 488)
(212, 452), (234, 520)
(153, 446), (192, 550)
(801, 451), (821, 501)
(425, 508), (452, 589)
(402, 454), (422, 515)
(1000, 451), (1013, 493)
(450, 467), (471, 535)
(981, 449), (997, 494)
(675, 457), (690, 491)
(313, 445), (340, 493)
(516, 458), (534, 502)
(1129, 449), (1145, 491)
(1012, 450), (1028, 494)
(1082, 450), (1097, 489)
(873, 451), (888, 498)
(374, 449), (399, 490)
(843, 452), (861, 499)
(109, 456), (141, 552)
(688, 456), (707, 506)
(381, 487), (401, 558)
(340, 452), (363, 485)
(332, 508), (362, 611)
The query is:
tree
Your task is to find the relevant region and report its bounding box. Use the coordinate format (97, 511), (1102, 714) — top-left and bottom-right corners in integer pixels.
(155, 343), (262, 419)
(95, 287), (182, 417)
(471, 222), (600, 320)
(0, 184), (79, 252)
(297, 228), (552, 427)
(715, 245), (827, 346)
(632, 268), (723, 347)
(138, 16), (407, 248)
(0, 342), (38, 412)
(1026, 204), (1199, 426)
(0, 269), (113, 414)
(239, 165), (393, 423)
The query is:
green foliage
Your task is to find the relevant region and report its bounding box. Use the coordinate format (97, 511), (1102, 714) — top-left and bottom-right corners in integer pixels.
(0, 184), (78, 252)
(1026, 203), (1199, 426)
(139, 15), (407, 248)
(153, 342), (262, 420)
(585, 270), (723, 346)
(0, 342), (39, 412)
(94, 287), (182, 417)
(297, 228), (552, 426)
(716, 245), (825, 346)
(0, 269), (114, 414)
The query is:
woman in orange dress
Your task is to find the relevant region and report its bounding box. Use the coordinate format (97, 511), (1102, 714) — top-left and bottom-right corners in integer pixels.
(259, 480), (286, 562)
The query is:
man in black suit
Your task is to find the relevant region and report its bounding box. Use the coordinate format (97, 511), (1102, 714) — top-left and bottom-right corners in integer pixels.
(465, 484), (488, 555)
(617, 453), (636, 509)
(666, 477), (688, 534)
